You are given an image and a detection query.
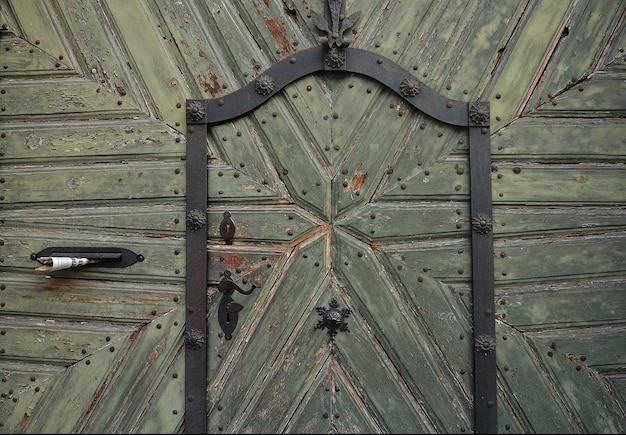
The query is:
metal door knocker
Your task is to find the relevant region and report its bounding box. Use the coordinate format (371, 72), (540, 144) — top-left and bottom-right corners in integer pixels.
(217, 270), (258, 340)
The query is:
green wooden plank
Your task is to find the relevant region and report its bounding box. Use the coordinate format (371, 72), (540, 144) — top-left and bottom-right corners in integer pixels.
(241, 101), (332, 219)
(3, 203), (185, 234)
(529, 328), (626, 433)
(208, 164), (281, 202)
(339, 201), (470, 242)
(134, 348), (184, 434)
(245, 279), (438, 433)
(492, 206), (626, 237)
(286, 367), (381, 434)
(0, 315), (136, 364)
(0, 362), (64, 433)
(209, 120), (283, 194)
(253, 285), (438, 434)
(492, 165), (626, 205)
(334, 231), (472, 433)
(0, 33), (73, 76)
(207, 247), (284, 287)
(192, 0), (271, 83)
(539, 73), (626, 115)
(390, 116), (469, 190)
(1, 118), (185, 163)
(604, 10), (626, 70)
(57, 0), (162, 111)
(0, 78), (142, 120)
(391, 265), (473, 395)
(2, 229), (185, 283)
(382, 157), (470, 200)
(606, 376), (626, 416)
(233, 301), (333, 433)
(207, 234), (329, 433)
(384, 238), (473, 283)
(495, 322), (578, 433)
(489, 0), (575, 131)
(283, 365), (335, 434)
(24, 330), (130, 433)
(229, 0), (305, 62)
(6, 0), (72, 66)
(444, 0), (527, 101)
(494, 232), (626, 284)
(0, 274), (182, 321)
(325, 368), (385, 434)
(86, 309), (184, 433)
(0, 161), (185, 204)
(525, 0), (625, 113)
(496, 280), (626, 330)
(151, 0), (229, 98)
(103, 0), (191, 129)
(207, 206), (318, 243)
(492, 118), (626, 160)
(332, 106), (406, 218)
(529, 325), (626, 369)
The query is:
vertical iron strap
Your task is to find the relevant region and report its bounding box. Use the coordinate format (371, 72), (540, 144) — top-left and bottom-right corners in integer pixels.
(185, 100), (208, 433)
(469, 122), (497, 433)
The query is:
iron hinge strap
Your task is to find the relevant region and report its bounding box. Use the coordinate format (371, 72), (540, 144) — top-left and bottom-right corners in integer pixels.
(469, 122), (497, 434)
(184, 100), (208, 434)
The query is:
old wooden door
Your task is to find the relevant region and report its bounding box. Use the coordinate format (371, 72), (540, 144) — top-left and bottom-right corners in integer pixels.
(1, 0), (625, 434)
(184, 26), (494, 435)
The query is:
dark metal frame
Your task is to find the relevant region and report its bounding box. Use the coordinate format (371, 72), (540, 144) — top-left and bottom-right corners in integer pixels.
(184, 6), (495, 434)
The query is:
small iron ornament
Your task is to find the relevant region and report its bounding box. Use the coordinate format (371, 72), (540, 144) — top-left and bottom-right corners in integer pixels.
(186, 209), (206, 230)
(324, 47), (346, 69)
(472, 213), (492, 234)
(469, 102), (490, 125)
(186, 100), (205, 122)
(400, 77), (421, 97)
(315, 299), (351, 341)
(254, 74), (275, 96)
(184, 328), (206, 350)
(474, 334), (496, 356)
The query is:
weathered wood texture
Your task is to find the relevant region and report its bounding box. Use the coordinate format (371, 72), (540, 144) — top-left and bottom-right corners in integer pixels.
(1, 0), (624, 434)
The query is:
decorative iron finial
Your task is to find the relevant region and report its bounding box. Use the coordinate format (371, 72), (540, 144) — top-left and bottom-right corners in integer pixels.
(310, 0), (361, 49)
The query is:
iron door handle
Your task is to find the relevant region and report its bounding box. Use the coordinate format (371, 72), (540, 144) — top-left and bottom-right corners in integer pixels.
(217, 270), (258, 340)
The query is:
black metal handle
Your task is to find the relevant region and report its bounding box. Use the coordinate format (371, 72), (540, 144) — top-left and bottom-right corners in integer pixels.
(32, 247), (143, 272)
(217, 270), (258, 340)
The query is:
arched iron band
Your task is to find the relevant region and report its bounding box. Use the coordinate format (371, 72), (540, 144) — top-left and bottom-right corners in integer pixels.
(204, 47), (474, 127)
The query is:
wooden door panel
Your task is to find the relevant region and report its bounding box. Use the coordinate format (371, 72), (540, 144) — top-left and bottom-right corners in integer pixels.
(2, 1), (625, 433)
(202, 69), (477, 431)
